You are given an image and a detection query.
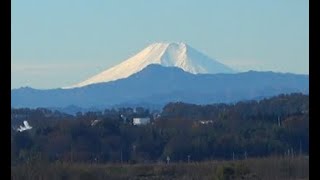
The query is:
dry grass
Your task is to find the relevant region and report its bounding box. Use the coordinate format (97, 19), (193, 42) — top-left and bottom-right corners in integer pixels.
(11, 156), (309, 180)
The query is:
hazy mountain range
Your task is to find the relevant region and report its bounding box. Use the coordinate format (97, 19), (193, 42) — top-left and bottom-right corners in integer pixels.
(11, 42), (309, 110)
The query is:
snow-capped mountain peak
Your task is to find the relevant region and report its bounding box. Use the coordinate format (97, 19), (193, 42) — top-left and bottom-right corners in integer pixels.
(65, 42), (235, 88)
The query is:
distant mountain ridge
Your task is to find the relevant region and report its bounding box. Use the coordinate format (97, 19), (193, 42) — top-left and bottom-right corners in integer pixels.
(12, 64), (309, 109)
(65, 42), (235, 88)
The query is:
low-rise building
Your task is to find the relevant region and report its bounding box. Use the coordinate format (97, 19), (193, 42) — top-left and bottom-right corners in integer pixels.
(133, 117), (150, 125)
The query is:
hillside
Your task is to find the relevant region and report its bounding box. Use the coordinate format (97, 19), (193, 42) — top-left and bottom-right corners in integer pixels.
(11, 64), (309, 108)
(11, 93), (309, 164)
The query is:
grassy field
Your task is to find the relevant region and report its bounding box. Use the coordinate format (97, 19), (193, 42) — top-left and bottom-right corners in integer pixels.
(11, 156), (309, 180)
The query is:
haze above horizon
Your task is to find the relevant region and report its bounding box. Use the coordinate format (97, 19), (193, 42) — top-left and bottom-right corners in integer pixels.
(12, 0), (309, 89)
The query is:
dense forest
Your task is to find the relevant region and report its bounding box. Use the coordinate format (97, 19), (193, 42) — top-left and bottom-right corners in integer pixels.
(11, 93), (309, 165)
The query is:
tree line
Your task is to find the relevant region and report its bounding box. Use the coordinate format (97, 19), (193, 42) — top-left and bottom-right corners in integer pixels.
(11, 93), (309, 165)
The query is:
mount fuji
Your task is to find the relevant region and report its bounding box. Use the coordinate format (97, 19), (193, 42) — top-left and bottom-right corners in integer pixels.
(66, 42), (235, 88)
(11, 42), (309, 110)
(12, 64), (308, 109)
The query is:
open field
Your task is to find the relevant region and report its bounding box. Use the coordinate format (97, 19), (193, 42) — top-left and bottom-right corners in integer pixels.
(11, 156), (309, 180)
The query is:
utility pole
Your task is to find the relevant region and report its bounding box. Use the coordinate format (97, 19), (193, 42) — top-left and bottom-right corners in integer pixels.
(71, 143), (73, 163)
(132, 145), (136, 161)
(120, 148), (123, 164)
(299, 140), (302, 156)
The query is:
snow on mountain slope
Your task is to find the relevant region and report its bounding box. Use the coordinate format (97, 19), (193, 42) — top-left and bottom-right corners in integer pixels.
(65, 42), (235, 88)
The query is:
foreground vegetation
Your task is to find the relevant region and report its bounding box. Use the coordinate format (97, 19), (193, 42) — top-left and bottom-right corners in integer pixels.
(11, 93), (309, 179)
(11, 156), (309, 180)
(11, 93), (309, 164)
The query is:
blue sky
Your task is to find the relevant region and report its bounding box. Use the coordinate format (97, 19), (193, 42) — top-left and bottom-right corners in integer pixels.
(12, 0), (309, 89)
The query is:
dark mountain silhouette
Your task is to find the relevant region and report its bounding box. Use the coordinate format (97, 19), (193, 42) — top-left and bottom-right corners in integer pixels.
(11, 64), (309, 108)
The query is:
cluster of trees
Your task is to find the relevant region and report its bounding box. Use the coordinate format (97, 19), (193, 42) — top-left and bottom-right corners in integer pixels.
(11, 93), (308, 165)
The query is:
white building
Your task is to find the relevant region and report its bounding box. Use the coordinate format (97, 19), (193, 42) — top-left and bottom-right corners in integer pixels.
(91, 119), (101, 126)
(199, 120), (214, 125)
(133, 117), (150, 125)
